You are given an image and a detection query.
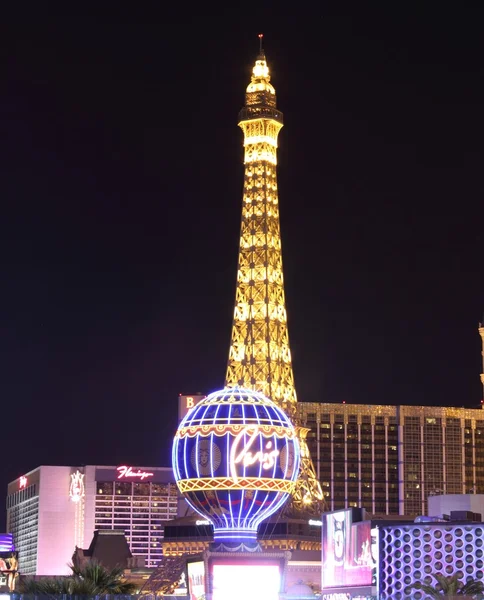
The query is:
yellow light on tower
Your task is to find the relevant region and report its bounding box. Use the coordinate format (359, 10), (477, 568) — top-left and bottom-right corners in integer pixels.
(225, 38), (324, 514)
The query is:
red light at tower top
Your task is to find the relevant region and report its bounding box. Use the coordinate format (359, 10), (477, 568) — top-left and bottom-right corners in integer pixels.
(258, 33), (263, 53)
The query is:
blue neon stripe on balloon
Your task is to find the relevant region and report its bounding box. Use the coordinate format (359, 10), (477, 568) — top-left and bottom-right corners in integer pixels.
(242, 396), (263, 530)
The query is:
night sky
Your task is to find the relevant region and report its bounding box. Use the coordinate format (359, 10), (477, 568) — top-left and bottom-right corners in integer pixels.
(2, 8), (484, 528)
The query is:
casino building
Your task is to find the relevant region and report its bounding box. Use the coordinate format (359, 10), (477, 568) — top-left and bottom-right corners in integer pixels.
(181, 396), (484, 518)
(6, 464), (177, 575)
(297, 403), (484, 517)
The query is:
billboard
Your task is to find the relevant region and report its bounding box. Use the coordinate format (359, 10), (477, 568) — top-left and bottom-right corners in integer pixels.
(212, 563), (280, 600)
(187, 560), (205, 600)
(348, 521), (374, 585)
(0, 553), (18, 592)
(322, 509), (375, 589)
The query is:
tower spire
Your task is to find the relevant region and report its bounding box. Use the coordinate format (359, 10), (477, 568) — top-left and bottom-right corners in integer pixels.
(479, 322), (484, 408)
(225, 49), (324, 514)
(226, 49), (288, 410)
(258, 33), (264, 55)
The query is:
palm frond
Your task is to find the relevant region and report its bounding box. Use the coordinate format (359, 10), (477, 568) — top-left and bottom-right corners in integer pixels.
(19, 559), (137, 596)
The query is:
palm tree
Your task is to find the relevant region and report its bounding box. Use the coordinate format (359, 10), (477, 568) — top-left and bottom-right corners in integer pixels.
(407, 573), (484, 599)
(18, 559), (137, 596)
(70, 560), (137, 595)
(18, 575), (97, 595)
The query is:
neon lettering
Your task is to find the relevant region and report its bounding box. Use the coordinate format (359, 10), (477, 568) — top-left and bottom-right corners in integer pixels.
(117, 466), (154, 480)
(186, 396), (194, 408)
(19, 476), (27, 489)
(229, 425), (280, 483)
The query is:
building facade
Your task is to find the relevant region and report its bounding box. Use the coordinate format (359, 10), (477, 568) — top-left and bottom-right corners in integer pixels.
(161, 516), (322, 557)
(297, 403), (484, 517)
(320, 507), (484, 600)
(6, 465), (177, 575)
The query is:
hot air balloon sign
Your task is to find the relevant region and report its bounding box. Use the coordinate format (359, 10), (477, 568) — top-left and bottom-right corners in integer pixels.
(172, 387), (300, 543)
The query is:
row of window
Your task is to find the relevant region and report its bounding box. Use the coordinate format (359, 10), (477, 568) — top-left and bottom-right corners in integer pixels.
(302, 412), (484, 428)
(96, 482), (177, 495)
(96, 498), (174, 505)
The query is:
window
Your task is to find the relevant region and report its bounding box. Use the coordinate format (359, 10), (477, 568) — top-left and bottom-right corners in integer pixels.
(115, 482), (132, 495)
(97, 482), (114, 495)
(133, 483), (151, 496)
(152, 484), (171, 495)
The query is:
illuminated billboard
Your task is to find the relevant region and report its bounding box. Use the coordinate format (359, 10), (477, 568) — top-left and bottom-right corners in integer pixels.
(212, 563), (280, 600)
(0, 552), (18, 592)
(322, 509), (375, 589)
(187, 560), (205, 600)
(349, 521), (374, 585)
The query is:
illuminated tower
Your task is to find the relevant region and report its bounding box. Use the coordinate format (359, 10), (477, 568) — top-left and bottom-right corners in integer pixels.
(225, 37), (324, 513)
(479, 323), (484, 407)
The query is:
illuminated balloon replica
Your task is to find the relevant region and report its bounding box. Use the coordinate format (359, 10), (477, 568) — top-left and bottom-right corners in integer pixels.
(172, 387), (300, 545)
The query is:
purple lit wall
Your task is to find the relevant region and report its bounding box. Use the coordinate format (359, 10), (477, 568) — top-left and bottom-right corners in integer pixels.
(0, 534), (14, 553)
(379, 523), (484, 600)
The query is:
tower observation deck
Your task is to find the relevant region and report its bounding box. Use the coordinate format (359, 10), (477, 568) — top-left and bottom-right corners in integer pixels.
(225, 40), (324, 514)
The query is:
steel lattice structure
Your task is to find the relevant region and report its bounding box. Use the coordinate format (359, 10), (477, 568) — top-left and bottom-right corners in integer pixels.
(225, 45), (324, 514)
(140, 553), (191, 596)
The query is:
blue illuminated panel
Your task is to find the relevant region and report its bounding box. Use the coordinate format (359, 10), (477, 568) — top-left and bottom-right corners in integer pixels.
(0, 534), (14, 553)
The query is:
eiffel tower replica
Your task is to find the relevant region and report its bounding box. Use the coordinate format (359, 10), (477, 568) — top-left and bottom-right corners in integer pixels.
(225, 36), (324, 516)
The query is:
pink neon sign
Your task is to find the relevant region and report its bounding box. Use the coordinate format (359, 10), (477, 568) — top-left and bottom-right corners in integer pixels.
(117, 466), (154, 480)
(69, 471), (85, 502)
(19, 476), (27, 489)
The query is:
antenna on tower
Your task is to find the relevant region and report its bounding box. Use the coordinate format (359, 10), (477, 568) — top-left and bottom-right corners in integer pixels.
(479, 322), (484, 409)
(258, 33), (264, 54)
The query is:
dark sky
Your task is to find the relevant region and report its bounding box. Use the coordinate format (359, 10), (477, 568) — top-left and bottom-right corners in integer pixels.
(2, 8), (484, 528)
